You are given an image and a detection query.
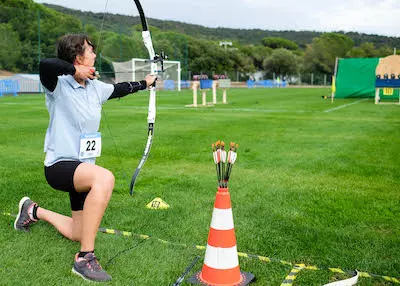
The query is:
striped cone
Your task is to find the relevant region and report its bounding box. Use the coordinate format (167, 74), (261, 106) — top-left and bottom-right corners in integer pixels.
(189, 187), (254, 285)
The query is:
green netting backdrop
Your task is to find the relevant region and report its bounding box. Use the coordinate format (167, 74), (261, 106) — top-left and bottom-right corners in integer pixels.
(335, 58), (380, 98)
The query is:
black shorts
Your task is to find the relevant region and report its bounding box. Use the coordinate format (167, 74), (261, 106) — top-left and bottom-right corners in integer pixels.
(44, 161), (88, 211)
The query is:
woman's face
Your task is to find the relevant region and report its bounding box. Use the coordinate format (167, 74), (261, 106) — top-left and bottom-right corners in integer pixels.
(76, 40), (96, 67)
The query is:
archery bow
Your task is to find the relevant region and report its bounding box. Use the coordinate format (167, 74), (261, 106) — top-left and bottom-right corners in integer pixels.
(130, 0), (164, 195)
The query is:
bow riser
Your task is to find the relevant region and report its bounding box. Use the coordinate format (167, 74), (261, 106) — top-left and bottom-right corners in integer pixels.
(141, 31), (157, 124)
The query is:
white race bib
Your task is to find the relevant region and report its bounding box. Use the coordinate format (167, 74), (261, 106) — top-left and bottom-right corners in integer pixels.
(79, 132), (102, 159)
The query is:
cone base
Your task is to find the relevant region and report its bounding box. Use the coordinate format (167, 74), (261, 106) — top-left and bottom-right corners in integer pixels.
(188, 270), (255, 286)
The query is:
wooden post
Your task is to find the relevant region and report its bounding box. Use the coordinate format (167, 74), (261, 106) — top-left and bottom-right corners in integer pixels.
(375, 88), (380, 104)
(212, 81), (218, 104)
(222, 89), (227, 104)
(202, 91), (207, 106)
(192, 81), (199, 107)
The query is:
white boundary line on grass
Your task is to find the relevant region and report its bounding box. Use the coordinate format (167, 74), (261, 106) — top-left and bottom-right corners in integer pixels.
(110, 106), (311, 113)
(324, 99), (369, 113)
(1, 103), (307, 113)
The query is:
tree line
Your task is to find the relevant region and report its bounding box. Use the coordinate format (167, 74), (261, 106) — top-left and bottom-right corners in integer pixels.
(1, 0), (399, 82)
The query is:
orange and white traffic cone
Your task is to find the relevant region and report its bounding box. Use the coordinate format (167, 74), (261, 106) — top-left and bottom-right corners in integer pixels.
(189, 187), (254, 285)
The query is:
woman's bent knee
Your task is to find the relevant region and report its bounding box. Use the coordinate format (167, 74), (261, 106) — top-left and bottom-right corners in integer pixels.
(74, 163), (115, 193)
(99, 170), (115, 191)
(90, 170), (114, 201)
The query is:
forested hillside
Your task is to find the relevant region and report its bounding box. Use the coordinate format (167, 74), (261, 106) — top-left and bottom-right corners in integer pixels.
(1, 0), (399, 82)
(45, 4), (400, 48)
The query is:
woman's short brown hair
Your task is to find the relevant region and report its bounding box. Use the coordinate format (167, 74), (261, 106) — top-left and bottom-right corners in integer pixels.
(57, 34), (95, 64)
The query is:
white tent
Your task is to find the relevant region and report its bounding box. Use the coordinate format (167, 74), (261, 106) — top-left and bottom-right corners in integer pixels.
(8, 74), (42, 93)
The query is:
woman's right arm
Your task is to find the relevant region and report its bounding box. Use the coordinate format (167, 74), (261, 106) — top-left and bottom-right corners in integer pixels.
(39, 58), (76, 92)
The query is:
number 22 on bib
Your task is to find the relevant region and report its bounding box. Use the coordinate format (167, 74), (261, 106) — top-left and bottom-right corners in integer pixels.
(79, 132), (102, 159)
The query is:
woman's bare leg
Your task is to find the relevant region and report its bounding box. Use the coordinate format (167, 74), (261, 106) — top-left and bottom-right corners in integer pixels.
(36, 208), (83, 242)
(18, 163), (114, 252)
(72, 163), (114, 252)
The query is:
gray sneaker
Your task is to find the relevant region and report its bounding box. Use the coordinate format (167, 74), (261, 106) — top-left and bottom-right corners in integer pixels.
(72, 253), (112, 282)
(14, 197), (38, 232)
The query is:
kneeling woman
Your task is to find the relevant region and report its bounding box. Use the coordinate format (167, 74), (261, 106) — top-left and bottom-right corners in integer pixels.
(14, 34), (156, 282)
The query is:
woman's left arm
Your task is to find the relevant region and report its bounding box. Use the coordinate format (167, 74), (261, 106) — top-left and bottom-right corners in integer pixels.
(108, 80), (148, 100)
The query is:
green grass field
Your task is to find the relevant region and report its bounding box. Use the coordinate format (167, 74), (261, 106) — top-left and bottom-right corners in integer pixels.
(0, 87), (399, 285)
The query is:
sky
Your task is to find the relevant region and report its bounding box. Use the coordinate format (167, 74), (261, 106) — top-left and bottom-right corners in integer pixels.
(33, 0), (400, 37)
